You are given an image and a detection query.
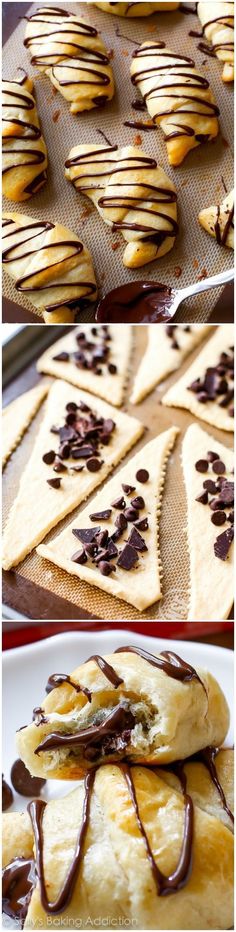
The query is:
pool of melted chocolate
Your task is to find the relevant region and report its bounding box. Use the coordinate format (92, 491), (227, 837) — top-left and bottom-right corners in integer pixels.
(96, 281), (174, 323)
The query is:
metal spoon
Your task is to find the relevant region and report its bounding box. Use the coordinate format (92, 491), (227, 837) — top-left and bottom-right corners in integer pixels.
(96, 268), (234, 324)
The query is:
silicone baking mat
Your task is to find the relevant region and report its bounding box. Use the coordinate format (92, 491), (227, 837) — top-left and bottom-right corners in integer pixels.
(2, 326), (234, 620)
(2, 1), (234, 323)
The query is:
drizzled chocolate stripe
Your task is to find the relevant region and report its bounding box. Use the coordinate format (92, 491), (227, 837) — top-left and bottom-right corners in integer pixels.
(2, 77), (47, 196)
(193, 6), (234, 57)
(34, 704), (134, 755)
(86, 654), (124, 687)
(215, 203), (234, 246)
(196, 746), (234, 824)
(2, 218), (96, 312)
(24, 8), (98, 67)
(45, 673), (92, 701)
(115, 645), (206, 690)
(131, 41), (219, 141)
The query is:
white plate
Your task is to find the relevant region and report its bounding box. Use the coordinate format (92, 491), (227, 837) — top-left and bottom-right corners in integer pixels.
(3, 628), (233, 811)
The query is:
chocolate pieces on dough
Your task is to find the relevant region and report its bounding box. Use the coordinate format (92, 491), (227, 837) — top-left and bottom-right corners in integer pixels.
(2, 380), (143, 570)
(162, 325), (234, 432)
(182, 423), (234, 621)
(130, 325), (210, 404)
(2, 382), (49, 469)
(37, 325), (132, 408)
(37, 428), (179, 611)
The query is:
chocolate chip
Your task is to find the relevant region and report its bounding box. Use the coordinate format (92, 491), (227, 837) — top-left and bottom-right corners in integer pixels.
(207, 451), (219, 463)
(108, 363), (117, 374)
(115, 513), (127, 531)
(211, 511), (226, 526)
(136, 469), (149, 483)
(131, 496), (145, 510)
(78, 401), (90, 412)
(228, 510), (234, 524)
(95, 529), (109, 547)
(212, 459), (225, 475)
(218, 481), (234, 506)
(103, 418), (115, 435)
(188, 378), (201, 392)
(214, 527), (234, 561)
(134, 517), (149, 531)
(66, 402), (78, 412)
(11, 759), (46, 797)
(122, 484), (136, 495)
(195, 459), (209, 473)
(50, 424), (60, 434)
(111, 496), (126, 510)
(99, 561), (115, 576)
(59, 425), (77, 443)
(72, 527), (100, 544)
(42, 450), (55, 465)
(197, 392), (208, 403)
(53, 456), (67, 473)
(58, 441), (70, 459)
(2, 776), (13, 811)
(209, 498), (224, 512)
(127, 528), (148, 551)
(196, 490), (208, 504)
(203, 479), (217, 494)
(85, 543), (97, 557)
(89, 509), (112, 521)
(47, 477), (62, 489)
(53, 351), (69, 361)
(72, 445), (95, 459)
(86, 457), (103, 472)
(71, 549), (87, 564)
(117, 543), (139, 570)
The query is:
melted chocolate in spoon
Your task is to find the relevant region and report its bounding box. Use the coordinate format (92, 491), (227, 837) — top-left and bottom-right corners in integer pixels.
(96, 281), (174, 324)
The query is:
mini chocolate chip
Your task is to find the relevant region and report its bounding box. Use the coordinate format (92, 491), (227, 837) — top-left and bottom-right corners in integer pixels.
(72, 445), (94, 459)
(53, 351), (69, 361)
(95, 529), (109, 547)
(228, 510), (234, 524)
(197, 392), (208, 403)
(103, 418), (115, 434)
(211, 511), (226, 526)
(2, 776), (13, 811)
(89, 509), (112, 521)
(11, 759), (46, 797)
(53, 456), (67, 473)
(72, 527), (100, 544)
(128, 527), (148, 551)
(122, 484), (136, 495)
(117, 543), (139, 570)
(195, 459), (209, 473)
(124, 507), (138, 522)
(212, 459), (225, 475)
(111, 496), (126, 510)
(99, 561), (114, 576)
(136, 469), (149, 483)
(207, 451), (220, 462)
(71, 549), (87, 564)
(131, 496), (145, 510)
(42, 450), (55, 465)
(214, 527), (234, 561)
(66, 402), (78, 412)
(203, 479), (217, 494)
(58, 441), (70, 459)
(47, 477), (62, 489)
(134, 517), (149, 531)
(115, 513), (128, 531)
(188, 378), (201, 392)
(196, 490), (208, 504)
(86, 457), (103, 472)
(108, 363), (117, 374)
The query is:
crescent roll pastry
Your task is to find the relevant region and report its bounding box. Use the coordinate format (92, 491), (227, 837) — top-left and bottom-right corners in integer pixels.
(130, 324), (210, 405)
(16, 645), (229, 779)
(197, 1), (234, 82)
(2, 379), (143, 571)
(65, 144), (178, 268)
(162, 324), (234, 432)
(2, 73), (48, 202)
(2, 766), (233, 930)
(181, 423), (234, 622)
(37, 428), (179, 611)
(2, 382), (49, 469)
(158, 747), (234, 833)
(130, 42), (220, 166)
(199, 188), (234, 249)
(94, 3), (180, 16)
(24, 6), (114, 113)
(2, 212), (97, 324)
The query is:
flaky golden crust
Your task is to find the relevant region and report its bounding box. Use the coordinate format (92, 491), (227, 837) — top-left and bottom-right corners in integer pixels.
(157, 748), (234, 832)
(17, 650), (229, 779)
(94, 2), (180, 15)
(2, 74), (48, 201)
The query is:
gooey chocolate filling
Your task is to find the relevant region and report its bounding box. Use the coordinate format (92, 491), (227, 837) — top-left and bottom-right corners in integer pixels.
(34, 704), (136, 762)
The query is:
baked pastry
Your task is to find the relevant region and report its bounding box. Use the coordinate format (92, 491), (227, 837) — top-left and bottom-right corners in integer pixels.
(16, 644), (229, 778)
(197, 1), (234, 82)
(182, 423), (234, 622)
(2, 763), (233, 930)
(37, 428), (179, 611)
(37, 324), (133, 408)
(199, 188), (234, 249)
(162, 324), (234, 431)
(65, 144), (178, 268)
(158, 747), (234, 832)
(2, 212), (97, 323)
(2, 379), (143, 571)
(2, 382), (49, 469)
(2, 73), (48, 201)
(130, 42), (220, 166)
(24, 6), (114, 113)
(130, 324), (210, 405)
(94, 2), (180, 15)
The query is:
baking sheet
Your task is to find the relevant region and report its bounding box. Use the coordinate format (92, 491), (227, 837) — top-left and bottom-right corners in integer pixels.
(2, 1), (234, 323)
(2, 325), (234, 621)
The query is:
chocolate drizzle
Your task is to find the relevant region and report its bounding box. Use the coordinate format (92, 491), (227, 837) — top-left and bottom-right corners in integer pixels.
(45, 673), (92, 702)
(191, 7), (234, 62)
(2, 856), (37, 924)
(86, 654), (124, 687)
(2, 74), (47, 197)
(34, 705), (135, 758)
(214, 203), (234, 247)
(115, 645), (206, 690)
(198, 747), (234, 824)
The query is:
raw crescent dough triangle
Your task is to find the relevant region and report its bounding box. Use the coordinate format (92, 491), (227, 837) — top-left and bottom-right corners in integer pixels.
(130, 324), (210, 404)
(2, 379), (143, 570)
(37, 427), (179, 611)
(37, 325), (133, 408)
(2, 381), (49, 469)
(162, 325), (234, 432)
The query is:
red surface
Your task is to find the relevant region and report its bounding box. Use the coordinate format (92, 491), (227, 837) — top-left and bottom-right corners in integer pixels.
(2, 622), (233, 650)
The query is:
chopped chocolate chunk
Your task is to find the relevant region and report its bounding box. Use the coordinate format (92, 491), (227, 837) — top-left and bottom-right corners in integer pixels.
(214, 527), (234, 561)
(117, 543), (139, 570)
(112, 496), (126, 510)
(207, 451), (220, 463)
(218, 481), (234, 506)
(111, 528), (123, 542)
(72, 445), (95, 459)
(122, 484), (136, 495)
(115, 513), (128, 531)
(72, 527), (100, 544)
(189, 378), (201, 392)
(42, 450), (55, 465)
(195, 459), (209, 473)
(71, 549), (87, 564)
(212, 459), (225, 475)
(211, 511), (226, 526)
(107, 539), (118, 558)
(128, 527), (148, 552)
(50, 424), (60, 434)
(89, 509), (112, 521)
(11, 759), (46, 797)
(53, 351), (69, 361)
(47, 477), (61, 489)
(131, 496), (145, 510)
(124, 506), (139, 522)
(99, 561), (115, 576)
(86, 457), (103, 472)
(136, 469), (149, 483)
(85, 543), (97, 557)
(59, 425), (77, 443)
(203, 479), (217, 494)
(196, 490), (208, 504)
(2, 776), (13, 811)
(134, 517), (149, 531)
(95, 529), (109, 547)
